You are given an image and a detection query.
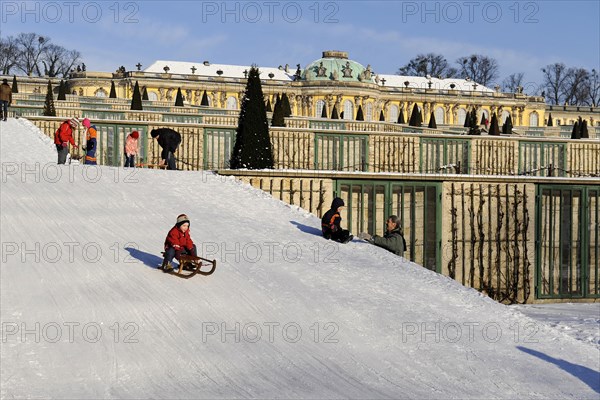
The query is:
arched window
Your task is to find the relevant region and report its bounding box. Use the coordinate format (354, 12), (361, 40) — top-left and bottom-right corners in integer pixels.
(316, 100), (325, 118)
(457, 108), (467, 126)
(148, 91), (158, 101)
(388, 104), (398, 122)
(529, 111), (539, 127)
(343, 100), (354, 120)
(226, 96), (238, 110)
(434, 107), (445, 124)
(95, 88), (107, 97)
(365, 102), (373, 121)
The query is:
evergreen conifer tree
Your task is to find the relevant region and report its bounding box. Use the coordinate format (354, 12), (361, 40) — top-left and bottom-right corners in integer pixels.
(571, 121), (581, 139)
(398, 108), (405, 124)
(379, 110), (385, 121)
(356, 105), (364, 121)
(230, 66), (273, 169)
(428, 112), (437, 128)
(57, 80), (67, 100)
(266, 99), (272, 113)
(331, 105), (339, 119)
(142, 87), (149, 101)
(502, 114), (513, 135)
(409, 104), (421, 127)
(11, 76), (18, 93)
(201, 90), (209, 106)
(109, 81), (117, 98)
(271, 95), (285, 127)
(489, 112), (500, 135)
(281, 92), (292, 117)
(581, 119), (589, 138)
(130, 81), (143, 110)
(175, 88), (184, 106)
(43, 80), (56, 116)
(320, 103), (328, 118)
(547, 112), (553, 126)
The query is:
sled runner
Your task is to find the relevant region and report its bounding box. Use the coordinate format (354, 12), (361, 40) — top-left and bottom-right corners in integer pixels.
(160, 253), (217, 279)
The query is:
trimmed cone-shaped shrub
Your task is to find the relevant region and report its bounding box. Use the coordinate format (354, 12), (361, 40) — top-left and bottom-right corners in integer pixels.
(331, 105), (339, 119)
(130, 81), (143, 110)
(571, 121), (581, 139)
(428, 112), (437, 129)
(502, 114), (513, 135)
(397, 108), (405, 124)
(480, 113), (486, 125)
(547, 112), (553, 126)
(230, 66), (273, 170)
(266, 99), (272, 113)
(281, 92), (292, 117)
(271, 95), (285, 127)
(201, 90), (209, 106)
(464, 110), (471, 127)
(581, 120), (589, 139)
(489, 112), (500, 135)
(356, 105), (364, 121)
(379, 110), (385, 121)
(321, 103), (328, 118)
(57, 80), (67, 100)
(43, 80), (56, 116)
(109, 81), (117, 98)
(11, 76), (18, 93)
(175, 88), (184, 106)
(409, 104), (421, 127)
(142, 87), (149, 101)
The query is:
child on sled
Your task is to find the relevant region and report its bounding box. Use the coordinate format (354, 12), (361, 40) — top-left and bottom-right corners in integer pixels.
(162, 214), (197, 272)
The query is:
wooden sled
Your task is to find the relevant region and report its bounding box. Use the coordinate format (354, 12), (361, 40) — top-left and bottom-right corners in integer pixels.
(137, 163), (168, 169)
(161, 253), (217, 279)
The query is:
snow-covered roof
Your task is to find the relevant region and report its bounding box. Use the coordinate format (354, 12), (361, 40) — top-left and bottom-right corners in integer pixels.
(145, 60), (295, 81)
(378, 74), (494, 93)
(145, 59), (494, 92)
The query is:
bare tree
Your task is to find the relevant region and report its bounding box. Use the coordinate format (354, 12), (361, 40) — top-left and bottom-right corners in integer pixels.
(456, 54), (499, 86)
(0, 36), (19, 75)
(563, 68), (590, 106)
(16, 33), (51, 76)
(541, 63), (569, 105)
(502, 73), (525, 93)
(42, 45), (81, 77)
(398, 53), (458, 78)
(586, 69), (600, 106)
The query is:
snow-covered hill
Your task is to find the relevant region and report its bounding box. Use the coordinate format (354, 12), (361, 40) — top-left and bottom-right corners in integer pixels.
(1, 118), (599, 399)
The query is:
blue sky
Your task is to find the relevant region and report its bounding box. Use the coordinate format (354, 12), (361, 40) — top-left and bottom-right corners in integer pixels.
(2, 0), (599, 90)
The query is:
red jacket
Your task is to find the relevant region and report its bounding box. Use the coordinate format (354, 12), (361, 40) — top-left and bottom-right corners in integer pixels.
(54, 121), (76, 146)
(164, 226), (194, 250)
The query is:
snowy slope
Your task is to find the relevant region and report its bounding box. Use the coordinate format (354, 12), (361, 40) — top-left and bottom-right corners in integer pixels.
(1, 118), (599, 399)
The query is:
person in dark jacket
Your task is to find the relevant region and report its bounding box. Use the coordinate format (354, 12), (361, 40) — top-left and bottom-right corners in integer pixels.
(150, 128), (181, 170)
(321, 197), (353, 243)
(162, 214), (197, 272)
(358, 215), (406, 256)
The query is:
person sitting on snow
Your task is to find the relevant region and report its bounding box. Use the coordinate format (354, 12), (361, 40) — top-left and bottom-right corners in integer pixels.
(82, 118), (98, 165)
(358, 215), (406, 256)
(162, 214), (197, 272)
(54, 118), (79, 164)
(321, 197), (353, 244)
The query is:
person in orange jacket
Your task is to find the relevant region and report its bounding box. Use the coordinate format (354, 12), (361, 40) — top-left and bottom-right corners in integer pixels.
(161, 214), (197, 272)
(82, 118), (98, 165)
(54, 118), (79, 164)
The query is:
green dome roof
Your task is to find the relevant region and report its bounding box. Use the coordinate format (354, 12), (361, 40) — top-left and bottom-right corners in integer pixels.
(302, 51), (373, 83)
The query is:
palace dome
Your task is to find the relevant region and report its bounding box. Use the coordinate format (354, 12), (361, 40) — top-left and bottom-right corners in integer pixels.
(302, 51), (373, 83)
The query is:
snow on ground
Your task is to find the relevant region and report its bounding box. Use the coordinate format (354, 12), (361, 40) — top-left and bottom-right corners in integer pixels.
(1, 117), (599, 399)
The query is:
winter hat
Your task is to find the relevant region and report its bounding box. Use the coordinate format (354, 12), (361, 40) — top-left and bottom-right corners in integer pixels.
(131, 131), (139, 139)
(68, 118), (81, 128)
(82, 118), (91, 128)
(176, 214), (190, 227)
(2, 79), (7, 84)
